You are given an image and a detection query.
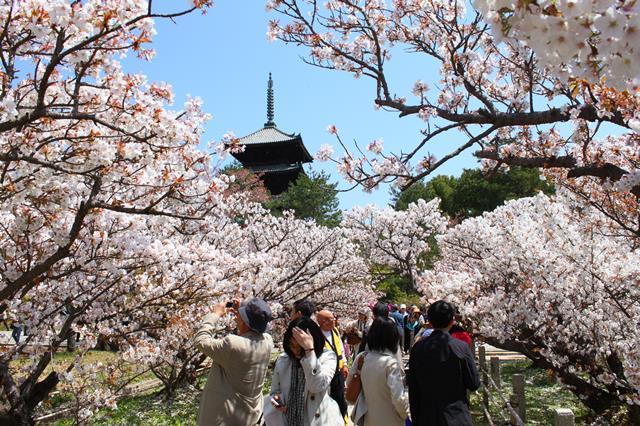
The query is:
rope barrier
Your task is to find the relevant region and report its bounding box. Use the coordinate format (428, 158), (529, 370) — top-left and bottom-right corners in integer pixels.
(478, 362), (525, 426)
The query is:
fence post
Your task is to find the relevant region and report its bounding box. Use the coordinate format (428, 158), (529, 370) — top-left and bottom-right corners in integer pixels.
(490, 356), (501, 389)
(554, 408), (575, 426)
(478, 345), (489, 415)
(511, 373), (526, 424)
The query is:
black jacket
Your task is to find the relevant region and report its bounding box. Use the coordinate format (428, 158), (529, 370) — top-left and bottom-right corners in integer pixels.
(408, 330), (480, 426)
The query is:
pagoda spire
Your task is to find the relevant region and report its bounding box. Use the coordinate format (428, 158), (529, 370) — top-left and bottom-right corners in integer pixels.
(265, 73), (275, 127)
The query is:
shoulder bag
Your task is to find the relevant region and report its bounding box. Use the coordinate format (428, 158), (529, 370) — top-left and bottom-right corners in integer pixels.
(345, 352), (367, 404)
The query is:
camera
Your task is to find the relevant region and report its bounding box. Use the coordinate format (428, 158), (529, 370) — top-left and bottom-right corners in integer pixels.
(225, 301), (234, 308)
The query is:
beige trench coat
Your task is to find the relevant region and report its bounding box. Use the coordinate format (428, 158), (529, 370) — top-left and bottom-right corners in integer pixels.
(194, 313), (273, 426)
(347, 350), (409, 426)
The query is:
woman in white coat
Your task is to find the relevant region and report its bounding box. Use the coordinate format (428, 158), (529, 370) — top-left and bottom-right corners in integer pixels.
(264, 316), (343, 426)
(347, 317), (410, 426)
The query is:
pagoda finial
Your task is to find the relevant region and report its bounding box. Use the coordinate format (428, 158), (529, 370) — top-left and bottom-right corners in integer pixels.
(265, 73), (275, 127)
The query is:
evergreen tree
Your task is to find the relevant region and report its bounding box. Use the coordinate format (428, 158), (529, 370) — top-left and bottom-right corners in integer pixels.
(266, 169), (342, 227)
(392, 167), (554, 219)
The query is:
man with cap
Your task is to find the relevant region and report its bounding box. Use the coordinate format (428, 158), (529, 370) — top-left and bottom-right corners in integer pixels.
(194, 298), (274, 426)
(343, 307), (372, 358)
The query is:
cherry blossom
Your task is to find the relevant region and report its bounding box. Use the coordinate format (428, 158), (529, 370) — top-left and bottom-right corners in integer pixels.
(475, 0), (640, 90)
(268, 0), (640, 201)
(421, 191), (640, 417)
(343, 199), (447, 288)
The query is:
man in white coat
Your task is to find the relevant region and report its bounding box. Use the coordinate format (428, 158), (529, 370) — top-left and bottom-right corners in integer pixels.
(194, 298), (274, 426)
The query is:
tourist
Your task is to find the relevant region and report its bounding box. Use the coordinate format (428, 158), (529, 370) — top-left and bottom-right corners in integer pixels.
(399, 303), (408, 321)
(265, 316), (343, 426)
(291, 298), (317, 320)
(450, 308), (473, 348)
(390, 305), (405, 338)
(372, 301), (389, 319)
(415, 319), (434, 343)
(415, 305), (426, 327)
(348, 316), (410, 426)
(316, 309), (349, 420)
(360, 302), (404, 369)
(194, 298), (273, 426)
(408, 300), (480, 426)
(403, 307), (420, 353)
(344, 307), (372, 359)
(9, 316), (22, 345)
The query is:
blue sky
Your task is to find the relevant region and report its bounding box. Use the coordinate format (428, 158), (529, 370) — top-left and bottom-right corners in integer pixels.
(127, 1), (478, 210)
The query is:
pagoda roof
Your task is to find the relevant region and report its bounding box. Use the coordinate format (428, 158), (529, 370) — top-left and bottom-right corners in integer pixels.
(229, 74), (313, 165)
(250, 163), (303, 174)
(239, 125), (301, 145)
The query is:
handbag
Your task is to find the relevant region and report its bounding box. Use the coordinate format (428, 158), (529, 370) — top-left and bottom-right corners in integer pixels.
(345, 352), (367, 404)
(345, 331), (362, 345)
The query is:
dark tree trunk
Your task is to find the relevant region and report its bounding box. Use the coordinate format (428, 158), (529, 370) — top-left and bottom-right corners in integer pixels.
(482, 337), (620, 415)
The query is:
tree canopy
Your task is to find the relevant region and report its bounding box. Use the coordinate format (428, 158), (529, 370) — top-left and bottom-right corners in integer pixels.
(392, 167), (554, 219)
(266, 169), (342, 227)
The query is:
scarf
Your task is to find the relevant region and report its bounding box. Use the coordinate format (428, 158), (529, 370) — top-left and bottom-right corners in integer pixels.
(406, 319), (418, 331)
(286, 360), (306, 426)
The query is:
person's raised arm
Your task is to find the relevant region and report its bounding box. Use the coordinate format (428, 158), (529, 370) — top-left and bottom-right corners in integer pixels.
(193, 302), (231, 366)
(293, 326), (336, 393)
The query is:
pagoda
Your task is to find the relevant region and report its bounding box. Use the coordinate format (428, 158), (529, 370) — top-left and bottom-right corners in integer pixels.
(230, 74), (313, 195)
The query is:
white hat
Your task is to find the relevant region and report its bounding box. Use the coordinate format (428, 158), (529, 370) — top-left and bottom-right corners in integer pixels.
(400, 304), (406, 309)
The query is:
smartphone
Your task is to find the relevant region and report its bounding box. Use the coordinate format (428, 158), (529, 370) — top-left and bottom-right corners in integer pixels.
(270, 396), (284, 408)
(225, 302), (234, 308)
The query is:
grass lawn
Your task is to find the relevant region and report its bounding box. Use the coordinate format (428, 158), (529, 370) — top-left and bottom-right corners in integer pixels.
(469, 360), (592, 425)
(54, 377), (207, 426)
(54, 358), (594, 425)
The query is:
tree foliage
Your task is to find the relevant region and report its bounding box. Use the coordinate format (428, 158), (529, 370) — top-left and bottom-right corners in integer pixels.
(393, 167), (554, 219)
(266, 169), (342, 227)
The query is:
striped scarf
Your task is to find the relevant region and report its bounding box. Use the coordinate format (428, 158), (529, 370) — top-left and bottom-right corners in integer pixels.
(286, 361), (306, 426)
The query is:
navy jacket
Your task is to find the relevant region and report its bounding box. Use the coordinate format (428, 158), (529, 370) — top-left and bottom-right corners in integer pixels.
(408, 330), (480, 426)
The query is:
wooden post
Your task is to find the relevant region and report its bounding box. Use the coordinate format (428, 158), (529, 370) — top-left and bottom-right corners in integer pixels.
(511, 374), (526, 424)
(554, 408), (575, 426)
(490, 356), (501, 389)
(479, 345), (489, 415)
(509, 394), (520, 425)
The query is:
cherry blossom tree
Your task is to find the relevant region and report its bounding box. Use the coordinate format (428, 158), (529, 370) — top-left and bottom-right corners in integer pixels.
(0, 0), (224, 423)
(421, 191), (640, 421)
(342, 198), (447, 288)
(112, 196), (376, 399)
(267, 0), (639, 203)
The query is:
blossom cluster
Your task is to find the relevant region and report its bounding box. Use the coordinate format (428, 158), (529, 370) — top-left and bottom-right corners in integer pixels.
(475, 0), (640, 90)
(343, 199), (447, 287)
(268, 0), (639, 206)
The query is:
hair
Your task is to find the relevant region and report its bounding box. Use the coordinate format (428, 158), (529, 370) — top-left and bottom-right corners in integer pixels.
(283, 316), (325, 359)
(293, 298), (316, 317)
(390, 304), (398, 312)
(367, 317), (399, 353)
(427, 300), (455, 329)
(372, 302), (389, 319)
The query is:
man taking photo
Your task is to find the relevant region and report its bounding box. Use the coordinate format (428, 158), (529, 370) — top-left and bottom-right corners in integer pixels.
(194, 298), (273, 426)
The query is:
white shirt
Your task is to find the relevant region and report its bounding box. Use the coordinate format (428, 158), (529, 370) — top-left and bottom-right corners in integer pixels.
(322, 329), (345, 362)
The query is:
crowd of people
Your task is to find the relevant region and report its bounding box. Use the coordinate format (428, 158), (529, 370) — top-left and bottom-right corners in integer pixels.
(193, 298), (480, 426)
